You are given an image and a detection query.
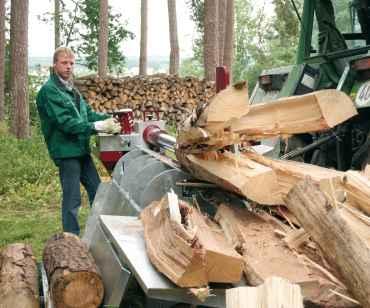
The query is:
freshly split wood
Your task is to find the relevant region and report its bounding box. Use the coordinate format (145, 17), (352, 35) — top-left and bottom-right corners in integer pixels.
(226, 277), (304, 308)
(178, 89), (357, 153)
(286, 179), (370, 307)
(232, 90), (357, 140)
(215, 204), (351, 307)
(140, 193), (244, 288)
(42, 232), (104, 308)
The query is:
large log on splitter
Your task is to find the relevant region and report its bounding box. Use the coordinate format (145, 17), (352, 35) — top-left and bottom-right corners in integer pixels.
(0, 243), (39, 308)
(42, 233), (104, 308)
(232, 89), (357, 140)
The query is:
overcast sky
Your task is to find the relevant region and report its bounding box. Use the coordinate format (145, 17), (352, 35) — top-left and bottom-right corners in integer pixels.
(28, 0), (196, 58)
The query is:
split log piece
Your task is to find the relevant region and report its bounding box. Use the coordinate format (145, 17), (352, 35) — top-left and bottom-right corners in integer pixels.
(140, 193), (243, 288)
(226, 276), (304, 308)
(285, 178), (370, 307)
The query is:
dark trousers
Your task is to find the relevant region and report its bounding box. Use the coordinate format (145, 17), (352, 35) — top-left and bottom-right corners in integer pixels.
(58, 155), (101, 235)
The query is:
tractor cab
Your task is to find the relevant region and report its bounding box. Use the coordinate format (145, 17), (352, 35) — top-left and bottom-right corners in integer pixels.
(251, 0), (370, 171)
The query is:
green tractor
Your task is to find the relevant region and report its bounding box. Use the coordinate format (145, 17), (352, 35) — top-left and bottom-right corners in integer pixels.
(251, 0), (370, 171)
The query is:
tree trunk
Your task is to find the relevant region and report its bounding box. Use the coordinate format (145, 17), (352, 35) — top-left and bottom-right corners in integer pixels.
(43, 233), (104, 308)
(0, 0), (5, 121)
(98, 0), (108, 78)
(0, 244), (39, 308)
(223, 0), (234, 79)
(217, 0), (226, 66)
(10, 0), (29, 138)
(285, 178), (370, 307)
(54, 0), (60, 49)
(167, 0), (179, 75)
(139, 0), (148, 76)
(203, 0), (218, 81)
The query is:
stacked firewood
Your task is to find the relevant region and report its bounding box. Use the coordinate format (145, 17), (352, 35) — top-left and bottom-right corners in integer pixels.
(74, 74), (215, 126)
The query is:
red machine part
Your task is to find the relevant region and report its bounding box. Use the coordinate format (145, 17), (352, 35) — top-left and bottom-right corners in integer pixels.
(99, 151), (124, 171)
(216, 66), (230, 93)
(143, 125), (162, 146)
(113, 109), (134, 134)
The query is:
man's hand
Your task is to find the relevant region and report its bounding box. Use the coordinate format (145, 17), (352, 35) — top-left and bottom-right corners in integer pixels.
(94, 118), (121, 134)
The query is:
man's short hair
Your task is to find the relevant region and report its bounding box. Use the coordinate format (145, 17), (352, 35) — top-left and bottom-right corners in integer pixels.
(53, 47), (75, 64)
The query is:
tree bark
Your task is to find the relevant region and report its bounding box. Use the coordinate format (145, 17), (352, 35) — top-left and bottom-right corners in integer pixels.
(285, 178), (370, 307)
(98, 0), (108, 78)
(54, 0), (60, 48)
(223, 0), (234, 79)
(204, 0), (218, 81)
(10, 0), (29, 138)
(0, 244), (39, 308)
(0, 0), (5, 121)
(139, 0), (148, 76)
(167, 0), (179, 75)
(217, 0), (226, 66)
(43, 233), (104, 308)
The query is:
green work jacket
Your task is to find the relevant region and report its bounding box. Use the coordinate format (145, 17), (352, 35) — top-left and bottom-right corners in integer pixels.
(36, 72), (109, 164)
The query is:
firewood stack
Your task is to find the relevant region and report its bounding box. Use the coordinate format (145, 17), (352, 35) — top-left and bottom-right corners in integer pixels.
(74, 74), (216, 126)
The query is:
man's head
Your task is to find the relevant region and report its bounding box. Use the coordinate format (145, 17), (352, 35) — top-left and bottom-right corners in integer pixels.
(53, 47), (75, 80)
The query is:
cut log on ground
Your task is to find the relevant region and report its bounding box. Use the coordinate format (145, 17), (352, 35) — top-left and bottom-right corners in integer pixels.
(140, 193), (243, 288)
(42, 233), (104, 308)
(226, 276), (304, 308)
(215, 204), (352, 307)
(232, 90), (357, 140)
(285, 178), (370, 307)
(176, 150), (283, 205)
(0, 243), (39, 308)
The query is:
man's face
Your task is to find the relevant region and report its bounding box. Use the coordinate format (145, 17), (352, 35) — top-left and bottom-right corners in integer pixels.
(54, 53), (75, 80)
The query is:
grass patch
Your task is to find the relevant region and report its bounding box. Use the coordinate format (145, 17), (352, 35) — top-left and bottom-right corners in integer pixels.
(0, 125), (100, 260)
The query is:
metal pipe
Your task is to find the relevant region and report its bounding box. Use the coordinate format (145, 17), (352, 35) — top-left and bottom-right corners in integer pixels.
(143, 125), (176, 150)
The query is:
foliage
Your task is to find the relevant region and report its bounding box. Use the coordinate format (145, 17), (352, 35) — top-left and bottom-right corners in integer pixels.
(187, 0), (205, 65)
(39, 0), (134, 73)
(185, 0), (302, 90)
(0, 126), (100, 259)
(179, 57), (204, 78)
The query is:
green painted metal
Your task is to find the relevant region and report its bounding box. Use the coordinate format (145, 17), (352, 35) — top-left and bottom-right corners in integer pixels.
(296, 0), (315, 64)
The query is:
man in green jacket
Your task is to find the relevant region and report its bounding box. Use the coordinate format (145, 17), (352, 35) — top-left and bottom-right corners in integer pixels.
(36, 47), (120, 235)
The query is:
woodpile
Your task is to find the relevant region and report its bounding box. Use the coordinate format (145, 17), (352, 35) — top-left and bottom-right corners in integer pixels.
(42, 232), (104, 308)
(0, 243), (39, 308)
(74, 74), (216, 126)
